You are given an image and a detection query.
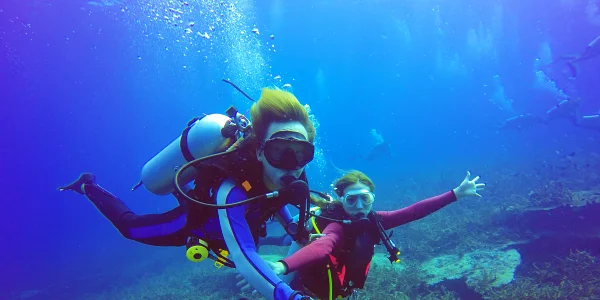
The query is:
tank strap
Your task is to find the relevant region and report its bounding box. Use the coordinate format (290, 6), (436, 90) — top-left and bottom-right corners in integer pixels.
(180, 117), (202, 162)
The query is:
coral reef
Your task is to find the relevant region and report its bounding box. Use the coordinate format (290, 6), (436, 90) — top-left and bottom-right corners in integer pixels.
(10, 153), (600, 299)
(81, 260), (247, 300)
(481, 250), (600, 299)
(526, 180), (573, 209)
(361, 258), (459, 300)
(419, 249), (521, 289)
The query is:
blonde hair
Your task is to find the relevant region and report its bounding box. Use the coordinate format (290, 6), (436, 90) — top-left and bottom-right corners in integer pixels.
(249, 88), (316, 144)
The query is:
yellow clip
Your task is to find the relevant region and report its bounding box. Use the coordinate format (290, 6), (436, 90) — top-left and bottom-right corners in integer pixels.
(214, 249), (230, 268)
(395, 251), (401, 263)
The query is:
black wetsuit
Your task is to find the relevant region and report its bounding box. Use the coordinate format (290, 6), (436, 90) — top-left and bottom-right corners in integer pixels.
(78, 149), (310, 299)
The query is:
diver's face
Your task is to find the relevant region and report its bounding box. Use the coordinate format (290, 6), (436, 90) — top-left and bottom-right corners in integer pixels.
(257, 121), (311, 190)
(341, 182), (374, 217)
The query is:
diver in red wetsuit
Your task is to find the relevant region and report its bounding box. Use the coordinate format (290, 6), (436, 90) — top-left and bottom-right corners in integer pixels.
(266, 170), (485, 299)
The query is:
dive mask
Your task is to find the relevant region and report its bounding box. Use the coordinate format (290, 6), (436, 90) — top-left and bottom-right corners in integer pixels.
(262, 137), (315, 170)
(341, 189), (375, 206)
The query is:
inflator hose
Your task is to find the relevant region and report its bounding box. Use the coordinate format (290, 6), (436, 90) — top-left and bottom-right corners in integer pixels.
(173, 151), (273, 208)
(173, 152), (309, 210)
(222, 79), (256, 102)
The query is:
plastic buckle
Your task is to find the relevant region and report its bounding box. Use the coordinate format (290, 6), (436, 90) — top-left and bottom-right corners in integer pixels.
(214, 249), (229, 268)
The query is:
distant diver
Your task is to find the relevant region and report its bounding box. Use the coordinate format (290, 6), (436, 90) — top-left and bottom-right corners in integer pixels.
(350, 140), (392, 161)
(579, 114), (600, 131)
(544, 97), (600, 130)
(496, 113), (544, 130)
(497, 97), (600, 132)
(544, 97), (582, 125)
(365, 140), (392, 161)
(550, 35), (600, 77)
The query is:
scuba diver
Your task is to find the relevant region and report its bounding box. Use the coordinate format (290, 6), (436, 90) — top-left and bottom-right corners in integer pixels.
(349, 130), (392, 162)
(496, 113), (545, 130)
(263, 170), (485, 299)
(363, 140), (392, 161)
(58, 84), (317, 300)
(348, 141), (392, 161)
(543, 97), (600, 131)
(544, 97), (582, 125)
(549, 35), (600, 78)
(497, 97), (599, 131)
(579, 113), (600, 130)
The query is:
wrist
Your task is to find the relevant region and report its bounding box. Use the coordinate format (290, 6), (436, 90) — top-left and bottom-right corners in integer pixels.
(452, 188), (461, 199)
(278, 260), (289, 275)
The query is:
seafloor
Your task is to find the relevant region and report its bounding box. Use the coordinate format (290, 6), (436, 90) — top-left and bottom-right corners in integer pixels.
(7, 158), (600, 300)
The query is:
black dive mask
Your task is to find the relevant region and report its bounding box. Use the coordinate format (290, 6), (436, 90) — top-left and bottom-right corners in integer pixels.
(263, 137), (315, 170)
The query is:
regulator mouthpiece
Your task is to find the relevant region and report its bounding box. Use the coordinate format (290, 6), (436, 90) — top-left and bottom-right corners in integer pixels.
(281, 175), (297, 186)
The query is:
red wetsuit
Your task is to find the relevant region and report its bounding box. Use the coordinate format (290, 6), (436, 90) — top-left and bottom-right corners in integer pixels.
(282, 190), (458, 273)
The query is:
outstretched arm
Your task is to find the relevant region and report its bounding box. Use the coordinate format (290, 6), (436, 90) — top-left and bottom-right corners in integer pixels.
(279, 222), (344, 274)
(379, 171), (485, 230)
(378, 190), (457, 230)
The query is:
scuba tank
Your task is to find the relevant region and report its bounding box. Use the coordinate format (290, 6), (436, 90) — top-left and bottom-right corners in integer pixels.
(133, 79), (254, 196)
(133, 107), (250, 196)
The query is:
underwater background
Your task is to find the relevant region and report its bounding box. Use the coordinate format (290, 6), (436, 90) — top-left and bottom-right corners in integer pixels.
(1, 0), (600, 299)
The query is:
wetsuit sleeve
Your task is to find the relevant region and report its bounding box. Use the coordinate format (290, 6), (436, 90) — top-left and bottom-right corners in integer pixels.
(82, 182), (189, 246)
(281, 222), (343, 274)
(216, 179), (302, 300)
(379, 190), (457, 230)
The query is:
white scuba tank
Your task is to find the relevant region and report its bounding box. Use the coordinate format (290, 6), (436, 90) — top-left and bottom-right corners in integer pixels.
(139, 114), (236, 195)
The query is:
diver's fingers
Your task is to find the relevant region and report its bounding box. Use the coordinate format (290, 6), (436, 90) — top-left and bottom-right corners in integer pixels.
(252, 290), (259, 296)
(236, 278), (247, 288)
(476, 183), (486, 189)
(464, 171), (471, 181)
(471, 176), (480, 183)
(309, 234), (325, 242)
(235, 273), (244, 280)
(241, 284), (252, 292)
(475, 192), (482, 197)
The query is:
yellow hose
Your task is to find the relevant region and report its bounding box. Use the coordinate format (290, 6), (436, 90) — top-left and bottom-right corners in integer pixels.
(311, 216), (332, 300)
(311, 216), (321, 234)
(327, 267), (333, 300)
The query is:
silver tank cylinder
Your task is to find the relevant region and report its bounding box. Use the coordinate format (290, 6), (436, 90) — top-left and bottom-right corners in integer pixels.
(140, 114), (235, 195)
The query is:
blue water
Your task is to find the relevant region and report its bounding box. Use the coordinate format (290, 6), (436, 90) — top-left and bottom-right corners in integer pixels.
(1, 0), (599, 299)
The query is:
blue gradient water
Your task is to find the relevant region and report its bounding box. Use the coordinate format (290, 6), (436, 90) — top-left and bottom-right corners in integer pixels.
(1, 0), (599, 299)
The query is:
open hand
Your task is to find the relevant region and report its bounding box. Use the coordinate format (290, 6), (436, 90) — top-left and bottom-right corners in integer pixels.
(266, 260), (287, 275)
(452, 171), (485, 199)
(309, 234), (325, 242)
